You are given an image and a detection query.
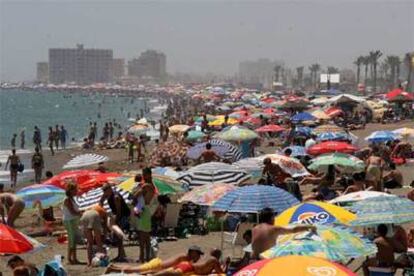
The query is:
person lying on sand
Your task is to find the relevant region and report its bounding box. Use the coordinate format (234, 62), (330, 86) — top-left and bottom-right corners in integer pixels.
(105, 246), (225, 275)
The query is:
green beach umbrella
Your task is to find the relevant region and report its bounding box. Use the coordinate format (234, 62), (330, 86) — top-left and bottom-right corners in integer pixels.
(186, 130), (206, 141)
(308, 153), (365, 173)
(215, 126), (258, 142)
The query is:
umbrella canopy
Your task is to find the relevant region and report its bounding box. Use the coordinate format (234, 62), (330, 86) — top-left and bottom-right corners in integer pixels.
(128, 124), (149, 134)
(313, 124), (343, 134)
(186, 139), (242, 162)
(393, 127), (414, 139)
(316, 132), (349, 141)
(261, 225), (376, 263)
(282, 146), (308, 157)
(16, 184), (66, 208)
(44, 170), (112, 195)
(118, 174), (183, 195)
(178, 184), (236, 206)
(74, 186), (131, 212)
(256, 154), (310, 178)
(169, 124), (191, 134)
(365, 130), (400, 143)
(308, 153), (365, 173)
(149, 140), (189, 167)
(350, 196), (414, 226)
(177, 162), (250, 187)
(152, 166), (183, 179)
(386, 88), (414, 101)
(330, 191), (396, 205)
(274, 201), (356, 226)
(255, 124), (285, 133)
(307, 141), (358, 156)
(186, 130), (206, 141)
(311, 110), (331, 120)
(328, 93), (366, 104)
(63, 153), (109, 169)
(211, 185), (299, 213)
(0, 224), (36, 254)
(291, 112), (316, 122)
(208, 117), (239, 127)
(234, 255), (356, 276)
(215, 126), (258, 142)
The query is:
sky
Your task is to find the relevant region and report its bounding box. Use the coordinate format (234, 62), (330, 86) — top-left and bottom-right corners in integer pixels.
(1, 0), (413, 81)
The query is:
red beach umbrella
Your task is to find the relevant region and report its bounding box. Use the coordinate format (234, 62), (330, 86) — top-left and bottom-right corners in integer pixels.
(307, 141), (358, 156)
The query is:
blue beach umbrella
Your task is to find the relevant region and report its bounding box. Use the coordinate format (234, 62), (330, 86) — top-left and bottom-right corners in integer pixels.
(350, 196), (414, 226)
(365, 131), (400, 143)
(291, 112), (316, 122)
(316, 132), (348, 141)
(16, 184), (66, 208)
(211, 185), (299, 213)
(282, 146), (308, 157)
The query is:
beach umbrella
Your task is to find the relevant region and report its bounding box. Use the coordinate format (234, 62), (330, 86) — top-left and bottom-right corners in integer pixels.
(149, 140), (189, 167)
(325, 106), (344, 118)
(233, 158), (264, 183)
(152, 167), (183, 179)
(16, 184), (66, 208)
(350, 196), (414, 226)
(311, 110), (331, 120)
(330, 191), (396, 205)
(118, 174), (183, 195)
(291, 112), (316, 122)
(308, 153), (365, 173)
(0, 224), (37, 254)
(307, 141), (358, 156)
(365, 130), (400, 143)
(208, 117), (239, 127)
(186, 140), (242, 162)
(243, 117), (262, 126)
(178, 184), (236, 206)
(313, 124), (343, 134)
(177, 162), (250, 187)
(128, 124), (149, 134)
(393, 127), (414, 139)
(44, 170), (104, 195)
(234, 255), (356, 276)
(316, 132), (348, 141)
(274, 201), (356, 226)
(255, 124), (285, 133)
(186, 130), (206, 141)
(168, 124), (190, 134)
(215, 126), (258, 142)
(294, 126), (313, 136)
(76, 172), (121, 194)
(386, 88), (414, 102)
(282, 146), (308, 157)
(250, 112), (272, 119)
(211, 185), (299, 213)
(73, 185), (131, 212)
(256, 154), (310, 178)
(63, 153), (109, 169)
(261, 225), (376, 263)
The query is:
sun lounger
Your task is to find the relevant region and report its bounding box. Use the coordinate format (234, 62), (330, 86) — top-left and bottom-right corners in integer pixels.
(221, 222), (255, 256)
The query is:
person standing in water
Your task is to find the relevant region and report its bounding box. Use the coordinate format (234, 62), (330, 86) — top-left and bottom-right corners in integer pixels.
(33, 126), (42, 151)
(11, 134), (17, 149)
(54, 125), (60, 151)
(31, 147), (44, 184)
(20, 130), (25, 149)
(47, 127), (55, 156)
(5, 149), (20, 188)
(60, 125), (68, 150)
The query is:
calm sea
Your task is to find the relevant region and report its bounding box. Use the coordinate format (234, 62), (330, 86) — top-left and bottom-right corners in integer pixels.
(0, 89), (148, 152)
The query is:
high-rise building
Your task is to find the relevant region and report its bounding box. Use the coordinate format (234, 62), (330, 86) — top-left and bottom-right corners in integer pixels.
(48, 44), (113, 84)
(112, 58), (125, 80)
(128, 50), (166, 80)
(36, 62), (49, 83)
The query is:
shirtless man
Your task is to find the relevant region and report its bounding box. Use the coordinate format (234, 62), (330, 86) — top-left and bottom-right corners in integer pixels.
(198, 143), (220, 163)
(0, 192), (25, 227)
(5, 149), (20, 188)
(366, 149), (384, 191)
(383, 163), (403, 189)
(363, 224), (396, 276)
(251, 207), (316, 259)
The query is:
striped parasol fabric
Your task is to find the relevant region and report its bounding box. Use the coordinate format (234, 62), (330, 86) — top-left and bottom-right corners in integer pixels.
(73, 186), (131, 212)
(177, 162), (250, 187)
(63, 153), (109, 169)
(187, 139), (242, 162)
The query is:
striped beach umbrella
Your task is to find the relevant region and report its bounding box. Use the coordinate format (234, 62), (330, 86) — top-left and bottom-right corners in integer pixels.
(211, 185), (299, 213)
(177, 162), (250, 187)
(73, 186), (131, 212)
(235, 255), (357, 276)
(350, 196), (414, 226)
(63, 153), (109, 169)
(308, 153), (365, 173)
(365, 130), (400, 143)
(186, 139), (242, 162)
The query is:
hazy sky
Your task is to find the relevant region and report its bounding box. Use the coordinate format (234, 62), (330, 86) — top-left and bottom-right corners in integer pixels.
(1, 0), (413, 81)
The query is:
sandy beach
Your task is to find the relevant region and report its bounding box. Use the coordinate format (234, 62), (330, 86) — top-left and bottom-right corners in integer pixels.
(0, 121), (413, 275)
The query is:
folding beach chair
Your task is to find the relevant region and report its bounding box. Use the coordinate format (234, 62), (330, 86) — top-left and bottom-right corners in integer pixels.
(221, 222), (255, 257)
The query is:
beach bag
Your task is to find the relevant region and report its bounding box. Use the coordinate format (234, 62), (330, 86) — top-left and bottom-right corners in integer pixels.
(39, 260), (67, 276)
(17, 163), (24, 173)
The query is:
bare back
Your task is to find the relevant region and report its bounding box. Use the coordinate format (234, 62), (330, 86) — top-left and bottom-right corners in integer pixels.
(252, 223), (278, 259)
